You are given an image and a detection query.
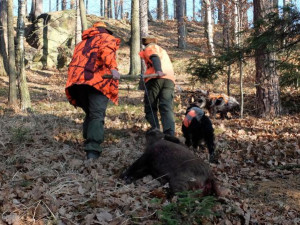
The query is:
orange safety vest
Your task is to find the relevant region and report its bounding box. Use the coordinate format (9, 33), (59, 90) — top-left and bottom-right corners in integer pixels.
(208, 93), (229, 104)
(65, 27), (121, 105)
(183, 107), (204, 128)
(139, 44), (175, 84)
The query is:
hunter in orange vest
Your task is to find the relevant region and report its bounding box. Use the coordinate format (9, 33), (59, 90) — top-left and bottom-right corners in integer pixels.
(65, 22), (121, 159)
(139, 37), (176, 136)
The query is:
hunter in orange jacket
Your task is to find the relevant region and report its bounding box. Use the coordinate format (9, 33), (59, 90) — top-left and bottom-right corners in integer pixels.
(139, 37), (176, 136)
(65, 22), (121, 160)
(66, 23), (121, 105)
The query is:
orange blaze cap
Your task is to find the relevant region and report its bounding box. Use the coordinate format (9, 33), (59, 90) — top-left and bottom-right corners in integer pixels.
(93, 21), (107, 28)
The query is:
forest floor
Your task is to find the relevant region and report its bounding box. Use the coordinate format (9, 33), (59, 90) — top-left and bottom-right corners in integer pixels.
(0, 19), (300, 225)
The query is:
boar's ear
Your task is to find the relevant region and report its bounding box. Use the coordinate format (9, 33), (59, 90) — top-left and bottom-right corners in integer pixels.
(146, 128), (164, 145)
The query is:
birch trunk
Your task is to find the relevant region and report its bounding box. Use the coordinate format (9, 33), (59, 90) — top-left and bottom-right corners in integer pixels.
(17, 0), (31, 111)
(203, 0), (215, 56)
(75, 0), (82, 44)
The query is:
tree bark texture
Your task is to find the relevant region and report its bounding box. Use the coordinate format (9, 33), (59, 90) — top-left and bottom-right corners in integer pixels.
(100, 0), (103, 16)
(157, 0), (163, 20)
(176, 0), (186, 49)
(253, 0), (281, 117)
(17, 0), (31, 111)
(7, 0), (18, 107)
(164, 0), (168, 20)
(75, 0), (82, 44)
(0, 0), (8, 76)
(203, 0), (215, 56)
(140, 0), (148, 78)
(130, 0), (141, 75)
(104, 0), (108, 18)
(79, 0), (87, 31)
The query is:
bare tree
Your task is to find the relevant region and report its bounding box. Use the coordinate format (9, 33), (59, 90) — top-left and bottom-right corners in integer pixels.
(70, 0), (75, 9)
(17, 0), (31, 111)
(62, 0), (67, 10)
(100, 0), (103, 16)
(104, 0), (108, 18)
(0, 0), (8, 76)
(203, 0), (215, 56)
(130, 0), (141, 75)
(174, 0), (176, 19)
(164, 0), (168, 20)
(79, 0), (87, 31)
(253, 0), (280, 117)
(157, 0), (163, 20)
(7, 0), (18, 107)
(176, 0), (186, 48)
(75, 0), (82, 44)
(193, 0), (195, 20)
(140, 0), (148, 74)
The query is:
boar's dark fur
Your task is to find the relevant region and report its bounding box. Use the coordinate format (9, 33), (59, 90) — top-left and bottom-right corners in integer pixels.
(120, 129), (218, 196)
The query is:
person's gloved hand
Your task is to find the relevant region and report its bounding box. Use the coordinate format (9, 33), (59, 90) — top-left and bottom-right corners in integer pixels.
(111, 69), (120, 80)
(156, 71), (165, 76)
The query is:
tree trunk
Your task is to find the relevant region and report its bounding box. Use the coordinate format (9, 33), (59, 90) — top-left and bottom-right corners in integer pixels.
(176, 0), (186, 49)
(104, 0), (108, 18)
(129, 0), (141, 75)
(164, 0), (168, 20)
(108, 0), (112, 18)
(157, 0), (163, 20)
(49, 0), (51, 11)
(192, 0), (195, 20)
(139, 0), (148, 89)
(233, 0), (239, 45)
(0, 0), (8, 76)
(79, 0), (87, 31)
(120, 0), (123, 18)
(173, 0), (176, 19)
(114, 0), (118, 19)
(62, 0), (66, 10)
(100, 0), (103, 16)
(253, 0), (281, 117)
(7, 0), (18, 108)
(217, 0), (223, 24)
(86, 0), (88, 14)
(75, 0), (82, 44)
(70, 0), (74, 9)
(203, 0), (215, 56)
(17, 0), (31, 111)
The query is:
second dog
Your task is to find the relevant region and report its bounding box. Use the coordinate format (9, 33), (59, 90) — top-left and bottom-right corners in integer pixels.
(182, 102), (216, 163)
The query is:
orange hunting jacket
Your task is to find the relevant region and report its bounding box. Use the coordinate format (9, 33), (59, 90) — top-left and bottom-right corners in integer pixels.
(139, 44), (175, 84)
(66, 27), (121, 105)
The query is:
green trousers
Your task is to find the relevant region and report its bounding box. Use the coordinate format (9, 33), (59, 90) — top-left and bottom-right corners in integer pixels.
(70, 85), (108, 153)
(144, 78), (175, 136)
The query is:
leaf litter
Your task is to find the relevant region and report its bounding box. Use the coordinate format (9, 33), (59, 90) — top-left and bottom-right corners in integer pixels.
(0, 64), (300, 225)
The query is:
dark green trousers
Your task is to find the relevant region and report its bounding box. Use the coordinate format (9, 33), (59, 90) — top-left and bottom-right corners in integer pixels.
(144, 78), (175, 136)
(69, 85), (108, 153)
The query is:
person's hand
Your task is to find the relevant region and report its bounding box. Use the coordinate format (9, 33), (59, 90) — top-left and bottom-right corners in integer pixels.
(111, 69), (120, 80)
(156, 71), (165, 76)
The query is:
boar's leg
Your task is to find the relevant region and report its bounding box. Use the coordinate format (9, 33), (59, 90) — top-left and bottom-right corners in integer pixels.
(120, 153), (151, 184)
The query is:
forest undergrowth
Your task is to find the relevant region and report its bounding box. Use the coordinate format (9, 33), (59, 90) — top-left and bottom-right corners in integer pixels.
(0, 20), (299, 225)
